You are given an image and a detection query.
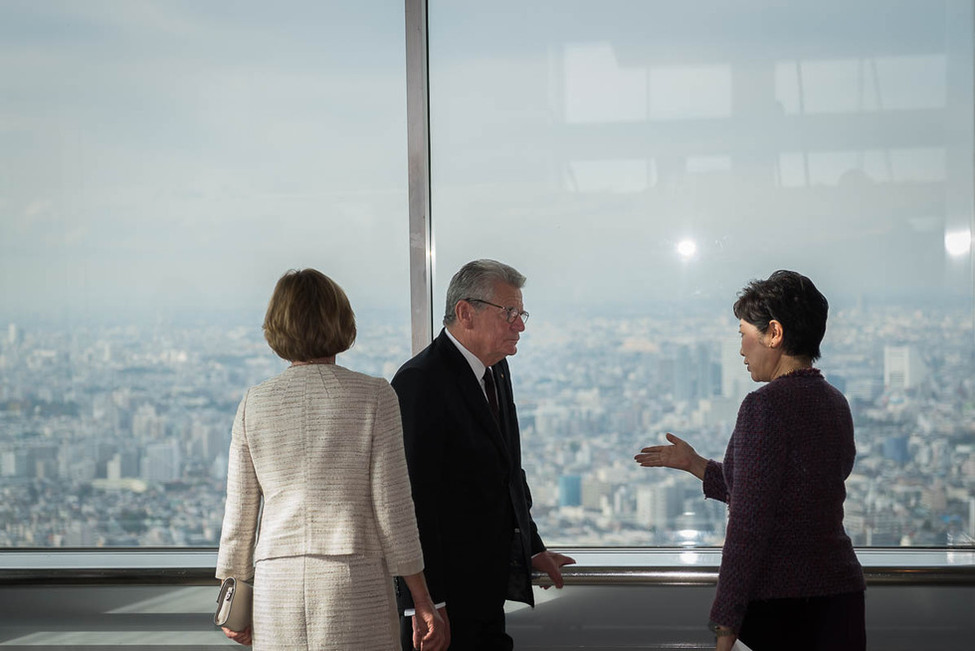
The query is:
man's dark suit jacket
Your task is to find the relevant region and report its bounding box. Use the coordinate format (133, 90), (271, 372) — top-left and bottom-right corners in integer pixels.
(392, 328), (546, 612)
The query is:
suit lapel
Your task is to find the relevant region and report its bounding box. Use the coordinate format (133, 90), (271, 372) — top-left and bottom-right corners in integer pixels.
(435, 331), (512, 462)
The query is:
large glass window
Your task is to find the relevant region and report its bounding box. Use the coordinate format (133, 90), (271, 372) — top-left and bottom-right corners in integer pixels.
(5, 0), (973, 552)
(0, 1), (410, 546)
(428, 0), (975, 546)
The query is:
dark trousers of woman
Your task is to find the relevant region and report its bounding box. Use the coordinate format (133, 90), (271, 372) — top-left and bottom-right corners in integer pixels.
(738, 590), (865, 651)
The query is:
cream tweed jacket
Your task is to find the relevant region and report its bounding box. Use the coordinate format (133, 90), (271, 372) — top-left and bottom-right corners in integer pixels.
(216, 363), (424, 581)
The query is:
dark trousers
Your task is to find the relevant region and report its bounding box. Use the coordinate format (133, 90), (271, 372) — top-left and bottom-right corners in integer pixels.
(399, 603), (512, 651)
(738, 590), (866, 651)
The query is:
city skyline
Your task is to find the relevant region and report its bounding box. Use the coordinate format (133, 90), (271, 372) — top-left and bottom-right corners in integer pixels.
(2, 299), (972, 549)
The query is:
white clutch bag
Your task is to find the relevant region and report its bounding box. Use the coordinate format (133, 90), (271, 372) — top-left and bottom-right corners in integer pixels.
(214, 577), (253, 632)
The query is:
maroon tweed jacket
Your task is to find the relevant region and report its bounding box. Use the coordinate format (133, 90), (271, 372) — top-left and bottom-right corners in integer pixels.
(703, 367), (866, 630)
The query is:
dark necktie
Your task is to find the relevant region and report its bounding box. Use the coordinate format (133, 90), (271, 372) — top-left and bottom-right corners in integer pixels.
(483, 367), (500, 422)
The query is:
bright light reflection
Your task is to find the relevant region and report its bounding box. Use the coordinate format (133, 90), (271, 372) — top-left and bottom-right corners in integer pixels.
(945, 229), (972, 257)
(676, 239), (697, 260)
(680, 551), (700, 564)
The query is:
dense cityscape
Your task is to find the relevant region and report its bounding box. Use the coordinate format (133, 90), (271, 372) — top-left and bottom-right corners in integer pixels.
(1, 302), (973, 549)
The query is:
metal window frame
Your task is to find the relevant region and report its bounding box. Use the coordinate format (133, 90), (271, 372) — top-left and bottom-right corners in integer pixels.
(406, 0), (434, 355)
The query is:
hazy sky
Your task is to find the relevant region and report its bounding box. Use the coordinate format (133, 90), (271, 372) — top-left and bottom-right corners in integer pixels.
(0, 0), (411, 321)
(427, 0), (974, 314)
(1, 0), (972, 325)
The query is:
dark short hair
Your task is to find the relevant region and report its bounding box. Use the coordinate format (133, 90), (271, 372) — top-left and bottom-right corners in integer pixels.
(262, 269), (356, 362)
(733, 270), (828, 361)
(443, 259), (526, 326)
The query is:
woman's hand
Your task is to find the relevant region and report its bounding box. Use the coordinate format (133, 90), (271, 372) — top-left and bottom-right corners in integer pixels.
(634, 433), (708, 480)
(715, 632), (737, 651)
(412, 603), (448, 651)
(402, 570), (449, 650)
(221, 626), (252, 646)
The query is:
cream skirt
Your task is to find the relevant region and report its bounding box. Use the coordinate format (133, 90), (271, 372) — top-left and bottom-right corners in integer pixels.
(251, 555), (400, 651)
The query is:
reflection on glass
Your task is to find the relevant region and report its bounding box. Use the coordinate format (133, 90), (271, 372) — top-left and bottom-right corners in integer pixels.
(564, 43), (647, 124)
(945, 229), (973, 257)
(430, 0), (975, 547)
(775, 55), (948, 115)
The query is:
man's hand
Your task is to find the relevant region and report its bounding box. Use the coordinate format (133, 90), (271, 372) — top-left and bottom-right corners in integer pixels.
(221, 626), (252, 646)
(531, 550), (576, 589)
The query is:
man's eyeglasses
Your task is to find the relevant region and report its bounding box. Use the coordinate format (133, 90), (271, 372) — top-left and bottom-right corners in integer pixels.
(465, 298), (529, 324)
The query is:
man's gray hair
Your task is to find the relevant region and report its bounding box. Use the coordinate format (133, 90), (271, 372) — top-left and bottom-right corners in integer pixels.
(443, 259), (526, 326)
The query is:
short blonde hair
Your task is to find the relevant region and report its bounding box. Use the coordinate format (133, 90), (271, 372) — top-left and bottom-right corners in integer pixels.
(263, 269), (356, 362)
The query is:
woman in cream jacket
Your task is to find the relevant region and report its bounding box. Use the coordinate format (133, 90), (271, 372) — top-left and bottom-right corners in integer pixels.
(216, 269), (445, 650)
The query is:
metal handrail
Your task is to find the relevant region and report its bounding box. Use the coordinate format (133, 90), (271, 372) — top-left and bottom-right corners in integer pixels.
(3, 565), (974, 587)
(2, 547), (974, 587)
(533, 564), (975, 587)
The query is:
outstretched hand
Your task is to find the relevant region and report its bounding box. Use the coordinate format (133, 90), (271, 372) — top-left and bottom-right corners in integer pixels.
(634, 433), (707, 480)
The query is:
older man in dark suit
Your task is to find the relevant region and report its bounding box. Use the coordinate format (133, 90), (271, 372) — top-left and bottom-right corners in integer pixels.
(392, 259), (574, 650)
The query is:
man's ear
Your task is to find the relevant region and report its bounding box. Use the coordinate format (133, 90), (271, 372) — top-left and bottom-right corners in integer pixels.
(766, 319), (785, 348)
(455, 300), (474, 328)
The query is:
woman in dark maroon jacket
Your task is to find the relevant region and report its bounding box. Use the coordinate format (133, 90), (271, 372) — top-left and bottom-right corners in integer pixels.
(635, 270), (865, 651)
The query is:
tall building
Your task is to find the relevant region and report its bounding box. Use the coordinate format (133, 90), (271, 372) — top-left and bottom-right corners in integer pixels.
(673, 345), (694, 402)
(559, 474), (583, 508)
(142, 441), (181, 484)
(1, 450), (30, 478)
(882, 435), (910, 464)
(635, 478), (683, 531)
(884, 345), (928, 392)
(720, 335), (750, 403)
(673, 343), (718, 404)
